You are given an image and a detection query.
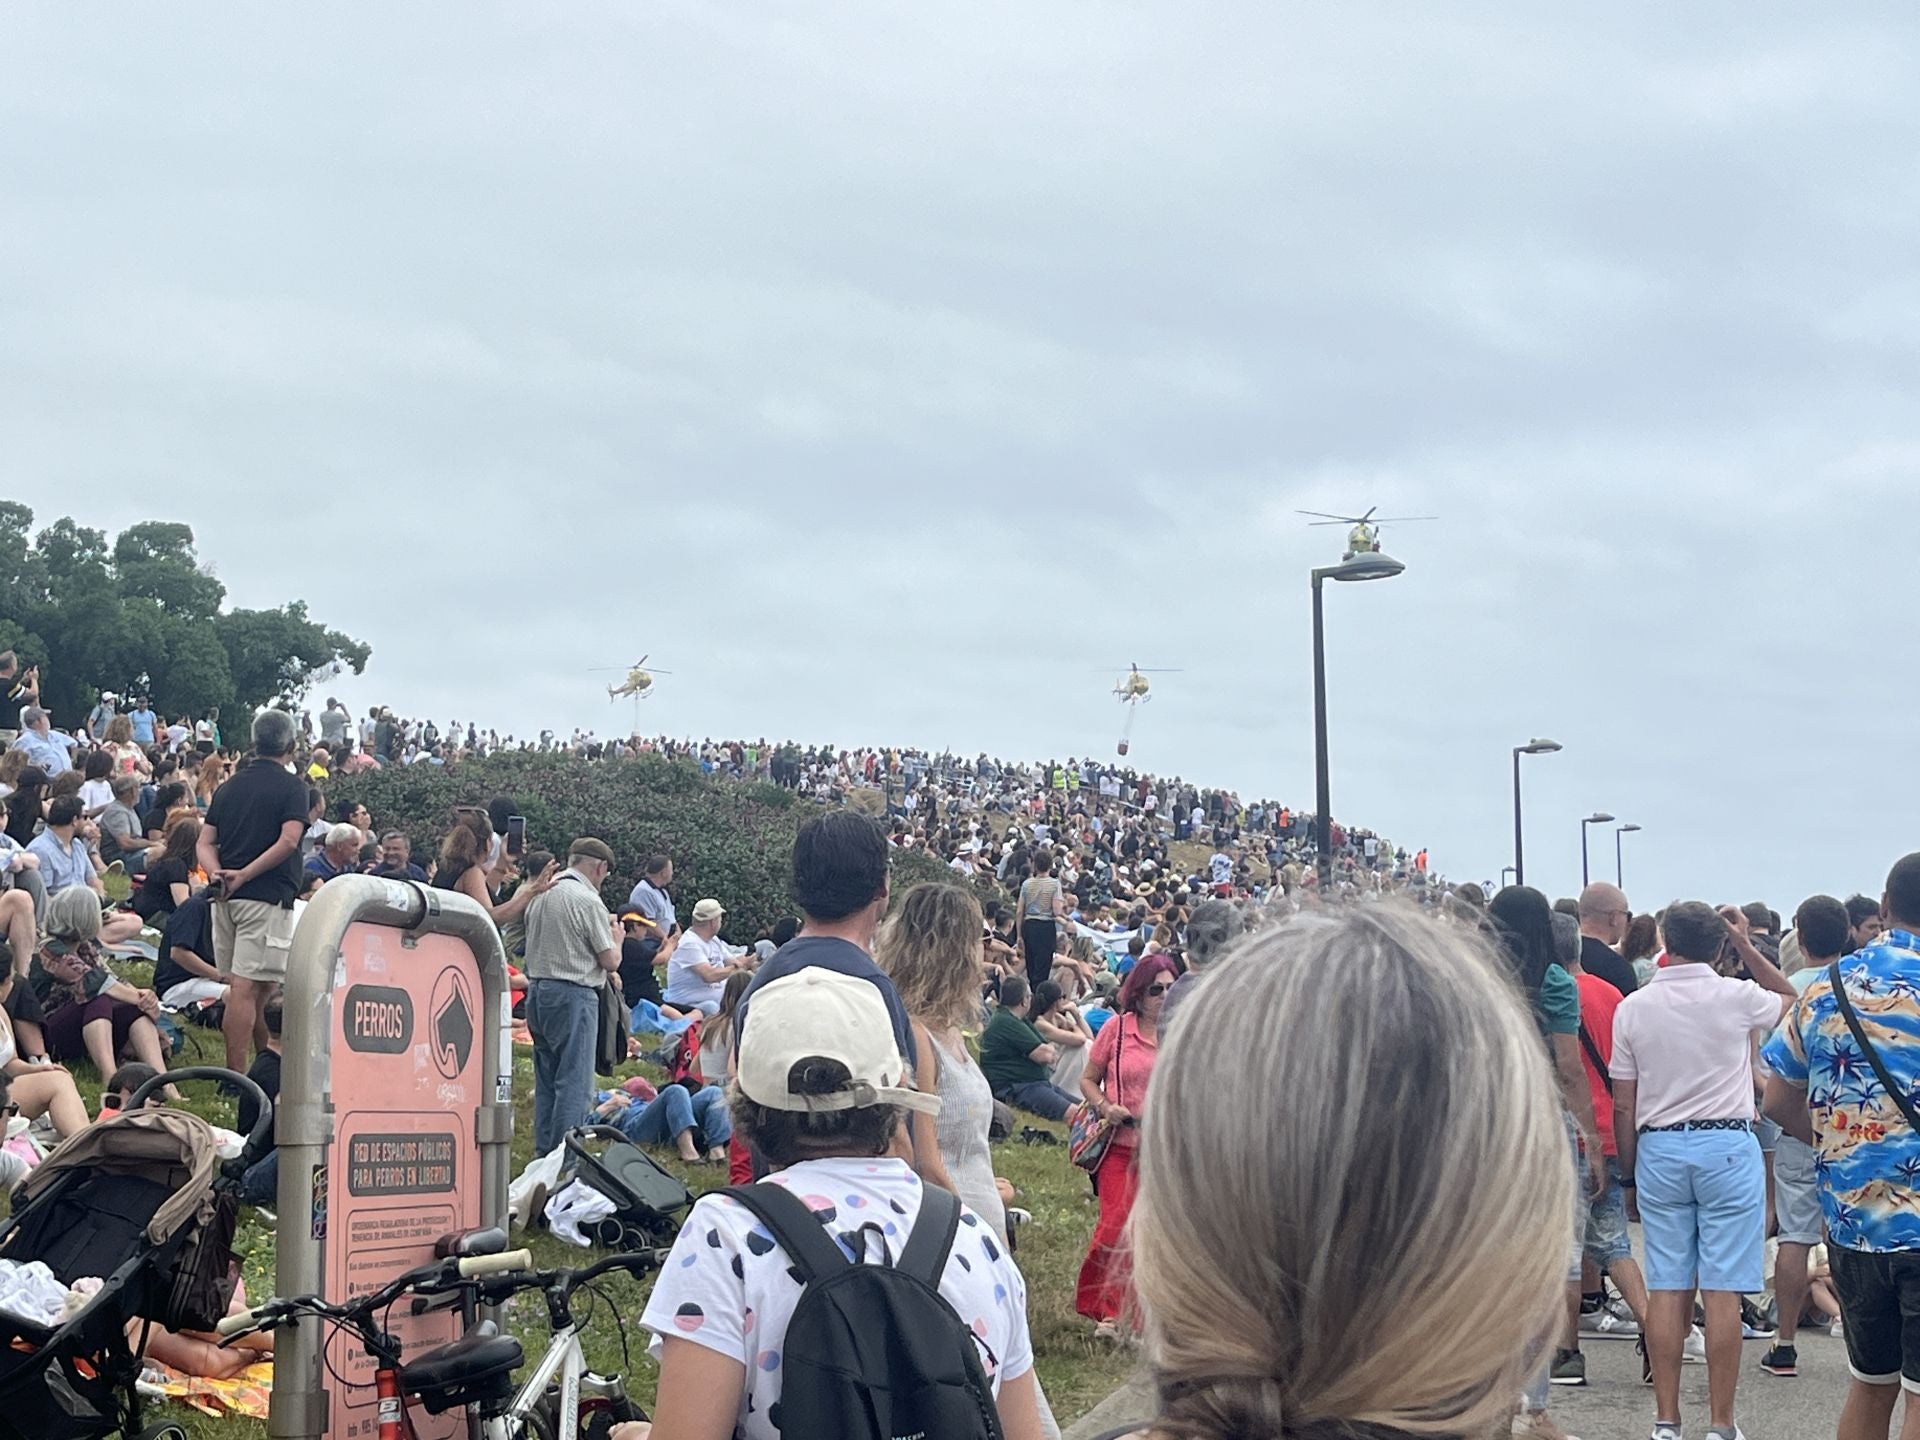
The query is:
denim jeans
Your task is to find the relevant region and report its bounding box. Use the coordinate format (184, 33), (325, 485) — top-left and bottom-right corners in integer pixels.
(1001, 1078), (1077, 1122)
(617, 1084), (732, 1149)
(526, 978), (600, 1157)
(241, 1148), (278, 1208)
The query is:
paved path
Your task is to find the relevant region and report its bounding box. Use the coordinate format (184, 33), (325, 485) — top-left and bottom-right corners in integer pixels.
(1061, 1333), (1859, 1440)
(1553, 1327), (1853, 1440)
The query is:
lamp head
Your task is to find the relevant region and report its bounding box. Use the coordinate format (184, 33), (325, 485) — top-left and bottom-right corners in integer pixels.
(1619, 823), (1642, 834)
(1517, 738), (1563, 755)
(1584, 812), (1616, 825)
(1319, 552), (1406, 583)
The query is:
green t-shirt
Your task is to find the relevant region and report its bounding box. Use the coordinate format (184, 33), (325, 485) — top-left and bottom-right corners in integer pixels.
(1538, 962), (1580, 1037)
(980, 1007), (1050, 1092)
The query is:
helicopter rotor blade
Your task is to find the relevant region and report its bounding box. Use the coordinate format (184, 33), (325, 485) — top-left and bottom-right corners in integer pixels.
(1295, 509), (1362, 523)
(1366, 515), (1438, 523)
(1360, 506), (1378, 523)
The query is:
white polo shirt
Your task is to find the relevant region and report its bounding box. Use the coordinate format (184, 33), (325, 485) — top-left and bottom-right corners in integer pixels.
(1609, 962), (1785, 1130)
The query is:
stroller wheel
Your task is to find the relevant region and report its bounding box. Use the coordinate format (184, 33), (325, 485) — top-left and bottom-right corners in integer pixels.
(131, 1424), (190, 1440)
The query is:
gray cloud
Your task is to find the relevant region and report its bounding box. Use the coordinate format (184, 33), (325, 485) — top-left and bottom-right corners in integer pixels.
(4, 1), (1917, 906)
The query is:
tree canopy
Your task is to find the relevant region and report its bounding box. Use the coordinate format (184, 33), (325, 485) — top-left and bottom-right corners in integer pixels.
(0, 504), (369, 723)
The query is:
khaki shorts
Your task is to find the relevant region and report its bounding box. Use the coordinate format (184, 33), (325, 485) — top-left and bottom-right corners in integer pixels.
(213, 898), (296, 983)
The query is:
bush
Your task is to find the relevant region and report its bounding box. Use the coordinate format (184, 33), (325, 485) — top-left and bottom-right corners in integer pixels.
(325, 752), (983, 941)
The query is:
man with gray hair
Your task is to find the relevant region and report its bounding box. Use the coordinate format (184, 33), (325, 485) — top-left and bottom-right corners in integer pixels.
(198, 708), (309, 1072)
(303, 822), (364, 886)
(8, 705), (73, 777)
(523, 836), (621, 1156)
(1159, 897), (1245, 1028)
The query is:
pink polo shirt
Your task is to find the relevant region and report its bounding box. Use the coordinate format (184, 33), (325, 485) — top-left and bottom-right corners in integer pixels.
(1609, 962), (1785, 1131)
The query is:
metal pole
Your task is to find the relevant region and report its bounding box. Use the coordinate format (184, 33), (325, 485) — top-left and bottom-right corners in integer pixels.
(1616, 828), (1624, 888)
(1581, 821), (1592, 888)
(1312, 573), (1332, 892)
(1512, 748), (1525, 887)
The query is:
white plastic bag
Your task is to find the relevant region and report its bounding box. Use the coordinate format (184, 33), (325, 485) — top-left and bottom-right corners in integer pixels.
(544, 1180), (615, 1248)
(507, 1142), (568, 1233)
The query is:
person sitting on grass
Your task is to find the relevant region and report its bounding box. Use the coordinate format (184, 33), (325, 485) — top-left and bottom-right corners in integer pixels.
(594, 1079), (731, 1164)
(28, 888), (173, 1090)
(978, 975), (1079, 1121)
(0, 995), (87, 1141)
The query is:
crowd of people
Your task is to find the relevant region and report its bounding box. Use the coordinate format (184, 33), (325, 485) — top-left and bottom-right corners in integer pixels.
(5, 660), (1920, 1440)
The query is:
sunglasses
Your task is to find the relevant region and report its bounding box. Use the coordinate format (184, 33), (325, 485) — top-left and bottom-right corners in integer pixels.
(1146, 981), (1173, 997)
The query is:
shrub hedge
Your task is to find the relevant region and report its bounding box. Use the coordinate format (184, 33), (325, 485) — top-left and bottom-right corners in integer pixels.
(324, 751), (961, 939)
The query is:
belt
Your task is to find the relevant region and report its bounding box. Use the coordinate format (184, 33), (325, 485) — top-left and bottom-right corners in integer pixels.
(1638, 1119), (1752, 1135)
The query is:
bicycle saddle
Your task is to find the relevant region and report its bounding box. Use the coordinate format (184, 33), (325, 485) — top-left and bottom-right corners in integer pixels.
(401, 1320), (525, 1414)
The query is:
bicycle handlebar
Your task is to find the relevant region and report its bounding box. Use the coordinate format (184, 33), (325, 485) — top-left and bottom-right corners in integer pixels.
(459, 1248), (533, 1278)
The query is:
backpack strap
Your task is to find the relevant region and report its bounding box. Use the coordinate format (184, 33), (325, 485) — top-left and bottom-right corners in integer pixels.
(1829, 959), (1920, 1134)
(897, 1183), (961, 1288)
(1579, 1023), (1613, 1096)
(721, 1183), (851, 1283)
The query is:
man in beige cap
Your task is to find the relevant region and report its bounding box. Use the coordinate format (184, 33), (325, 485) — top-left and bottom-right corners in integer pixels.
(665, 896), (753, 1016)
(523, 836), (619, 1154)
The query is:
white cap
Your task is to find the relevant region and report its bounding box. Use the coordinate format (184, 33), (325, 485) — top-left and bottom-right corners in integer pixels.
(691, 898), (726, 923)
(737, 969), (940, 1117)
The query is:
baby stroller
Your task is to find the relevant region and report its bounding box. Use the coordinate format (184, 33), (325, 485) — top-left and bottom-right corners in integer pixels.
(562, 1126), (690, 1249)
(0, 1066), (272, 1440)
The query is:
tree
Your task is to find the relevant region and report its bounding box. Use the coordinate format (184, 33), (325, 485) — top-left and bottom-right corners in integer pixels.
(0, 508), (368, 724)
(215, 603), (371, 711)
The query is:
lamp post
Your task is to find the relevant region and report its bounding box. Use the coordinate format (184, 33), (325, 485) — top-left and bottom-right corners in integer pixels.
(1580, 812), (1616, 887)
(1312, 551), (1406, 890)
(1615, 822), (1641, 888)
(1511, 739), (1562, 887)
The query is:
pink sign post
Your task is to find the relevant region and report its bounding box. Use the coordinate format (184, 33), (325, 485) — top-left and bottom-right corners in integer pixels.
(271, 878), (514, 1440)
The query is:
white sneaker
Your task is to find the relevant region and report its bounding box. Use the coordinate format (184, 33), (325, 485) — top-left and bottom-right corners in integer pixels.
(1683, 1324), (1707, 1364)
(1649, 1427), (1682, 1440)
(1579, 1307), (1641, 1339)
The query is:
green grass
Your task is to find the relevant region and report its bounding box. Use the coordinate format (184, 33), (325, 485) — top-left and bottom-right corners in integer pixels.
(67, 1018), (1133, 1438)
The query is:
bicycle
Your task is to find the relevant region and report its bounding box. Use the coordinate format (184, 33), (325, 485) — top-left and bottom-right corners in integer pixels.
(219, 1231), (667, 1440)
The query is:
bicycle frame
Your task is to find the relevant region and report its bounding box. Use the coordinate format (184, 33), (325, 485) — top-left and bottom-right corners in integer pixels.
(485, 1316), (586, 1440)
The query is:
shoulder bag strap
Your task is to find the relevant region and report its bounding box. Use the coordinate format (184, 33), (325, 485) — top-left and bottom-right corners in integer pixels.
(897, 1182), (962, 1286)
(1829, 959), (1920, 1134)
(1579, 1023), (1613, 1095)
(720, 1183), (851, 1283)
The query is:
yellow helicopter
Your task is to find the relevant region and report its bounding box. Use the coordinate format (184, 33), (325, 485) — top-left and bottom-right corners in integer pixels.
(1296, 506), (1436, 560)
(588, 656), (672, 703)
(1106, 663), (1179, 755)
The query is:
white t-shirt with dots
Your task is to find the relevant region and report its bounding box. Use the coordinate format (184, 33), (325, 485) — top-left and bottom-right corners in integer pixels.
(640, 1155), (1034, 1440)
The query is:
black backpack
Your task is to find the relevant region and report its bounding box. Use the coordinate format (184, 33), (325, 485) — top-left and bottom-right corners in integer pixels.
(723, 1181), (1005, 1440)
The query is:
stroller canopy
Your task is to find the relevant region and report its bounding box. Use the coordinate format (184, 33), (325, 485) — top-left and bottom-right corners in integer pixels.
(17, 1109), (220, 1247)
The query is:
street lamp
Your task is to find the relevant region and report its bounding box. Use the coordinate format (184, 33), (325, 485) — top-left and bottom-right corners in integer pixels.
(1580, 812), (1616, 887)
(1511, 738), (1562, 886)
(1615, 822), (1642, 888)
(1500, 865), (1517, 890)
(1312, 551), (1406, 889)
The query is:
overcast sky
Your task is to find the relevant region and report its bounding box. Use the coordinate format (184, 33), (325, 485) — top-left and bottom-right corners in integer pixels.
(5, 4), (1917, 909)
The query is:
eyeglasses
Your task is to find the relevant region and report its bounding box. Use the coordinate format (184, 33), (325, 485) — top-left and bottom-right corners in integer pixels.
(1146, 982), (1173, 996)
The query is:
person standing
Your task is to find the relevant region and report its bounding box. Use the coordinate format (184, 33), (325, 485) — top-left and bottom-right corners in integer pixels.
(1576, 882), (1640, 997)
(198, 711), (308, 1073)
(1076, 952), (1175, 1336)
(127, 696), (157, 748)
(1613, 902), (1796, 1440)
(1017, 850), (1066, 991)
(1764, 860), (1920, 1436)
(1755, 893), (1851, 1380)
(522, 837), (620, 1157)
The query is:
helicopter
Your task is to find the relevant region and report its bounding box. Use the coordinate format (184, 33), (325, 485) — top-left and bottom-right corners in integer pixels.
(1104, 663), (1180, 755)
(587, 656), (672, 703)
(1296, 507), (1436, 560)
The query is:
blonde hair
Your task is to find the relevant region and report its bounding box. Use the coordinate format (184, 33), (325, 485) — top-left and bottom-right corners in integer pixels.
(875, 882), (984, 1030)
(1131, 903), (1570, 1439)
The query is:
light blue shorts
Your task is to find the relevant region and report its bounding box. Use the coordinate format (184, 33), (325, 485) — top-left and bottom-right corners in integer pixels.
(1636, 1127), (1766, 1293)
(1772, 1134), (1824, 1246)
